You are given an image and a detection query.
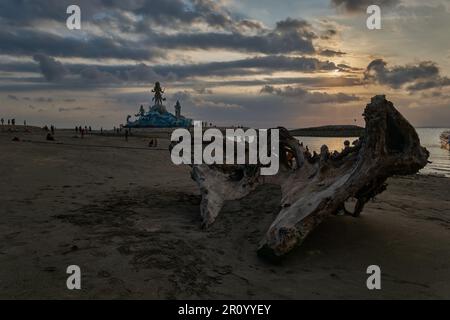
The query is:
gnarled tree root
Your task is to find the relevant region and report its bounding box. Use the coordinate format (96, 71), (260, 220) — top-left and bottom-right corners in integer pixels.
(185, 96), (429, 260)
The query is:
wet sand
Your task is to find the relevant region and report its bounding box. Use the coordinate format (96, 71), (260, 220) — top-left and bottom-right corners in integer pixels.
(1, 127), (450, 299)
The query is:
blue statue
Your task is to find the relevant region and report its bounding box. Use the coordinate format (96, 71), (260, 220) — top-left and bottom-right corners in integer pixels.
(125, 82), (192, 128)
(152, 82), (166, 105)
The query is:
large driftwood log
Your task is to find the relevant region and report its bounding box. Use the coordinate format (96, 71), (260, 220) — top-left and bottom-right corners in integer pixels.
(185, 96), (429, 260)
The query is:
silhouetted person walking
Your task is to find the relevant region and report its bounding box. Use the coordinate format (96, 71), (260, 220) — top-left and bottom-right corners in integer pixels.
(125, 129), (129, 142)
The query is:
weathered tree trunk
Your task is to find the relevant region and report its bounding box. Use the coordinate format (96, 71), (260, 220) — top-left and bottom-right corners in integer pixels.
(185, 96), (429, 260)
(440, 131), (450, 151)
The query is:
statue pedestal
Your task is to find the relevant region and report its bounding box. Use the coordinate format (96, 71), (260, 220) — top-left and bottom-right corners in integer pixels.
(150, 104), (167, 114)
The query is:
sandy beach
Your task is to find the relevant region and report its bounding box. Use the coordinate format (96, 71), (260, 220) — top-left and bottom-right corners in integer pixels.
(1, 127), (449, 299)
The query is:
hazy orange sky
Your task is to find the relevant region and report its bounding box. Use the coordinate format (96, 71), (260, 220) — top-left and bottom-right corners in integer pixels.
(1, 0), (450, 128)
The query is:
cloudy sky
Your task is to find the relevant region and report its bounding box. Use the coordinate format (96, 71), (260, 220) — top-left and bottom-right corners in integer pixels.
(1, 0), (450, 128)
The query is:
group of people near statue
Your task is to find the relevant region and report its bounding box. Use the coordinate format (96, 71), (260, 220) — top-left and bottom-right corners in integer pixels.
(1, 118), (26, 126)
(73, 124), (135, 142)
(75, 125), (92, 138)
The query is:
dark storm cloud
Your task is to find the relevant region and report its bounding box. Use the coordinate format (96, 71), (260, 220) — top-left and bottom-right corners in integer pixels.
(406, 79), (450, 92)
(0, 29), (158, 60)
(154, 18), (317, 54)
(153, 55), (339, 78)
(320, 28), (338, 40)
(33, 54), (69, 81)
(198, 76), (363, 89)
(3, 56), (168, 85)
(319, 49), (346, 57)
(0, 16), (323, 67)
(364, 59), (450, 92)
(27, 55), (341, 85)
(337, 64), (362, 72)
(0, 62), (38, 73)
(236, 20), (265, 31)
(177, 93), (242, 110)
(331, 0), (400, 13)
(0, 0), (233, 29)
(79, 66), (121, 84)
(119, 0), (235, 29)
(0, 0), (323, 60)
(260, 85), (360, 104)
(0, 22), (319, 61)
(116, 64), (166, 82)
(0, 53), (362, 89)
(67, 63), (172, 84)
(0, 0), (73, 24)
(0, 0), (250, 39)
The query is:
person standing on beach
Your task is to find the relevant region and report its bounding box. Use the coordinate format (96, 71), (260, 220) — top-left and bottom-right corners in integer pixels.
(1, 118), (4, 125)
(125, 129), (129, 142)
(8, 119), (10, 125)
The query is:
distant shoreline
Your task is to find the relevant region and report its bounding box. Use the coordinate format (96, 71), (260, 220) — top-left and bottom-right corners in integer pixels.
(15, 124), (448, 138)
(289, 125), (365, 137)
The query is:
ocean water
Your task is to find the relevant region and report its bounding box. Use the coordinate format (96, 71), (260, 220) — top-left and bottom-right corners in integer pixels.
(295, 128), (450, 178)
(416, 128), (450, 177)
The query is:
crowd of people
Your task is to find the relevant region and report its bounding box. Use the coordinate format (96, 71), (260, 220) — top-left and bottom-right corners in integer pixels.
(75, 125), (93, 139)
(74, 125), (135, 142)
(1, 118), (30, 133)
(2, 118), (160, 146)
(1, 118), (17, 126)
